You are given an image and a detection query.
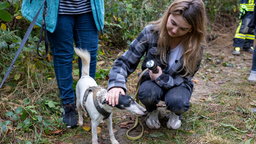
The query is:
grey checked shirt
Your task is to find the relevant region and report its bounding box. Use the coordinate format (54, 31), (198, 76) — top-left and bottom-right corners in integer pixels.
(107, 25), (203, 93)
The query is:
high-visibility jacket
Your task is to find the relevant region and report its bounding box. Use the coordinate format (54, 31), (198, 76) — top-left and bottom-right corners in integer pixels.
(240, 0), (256, 11)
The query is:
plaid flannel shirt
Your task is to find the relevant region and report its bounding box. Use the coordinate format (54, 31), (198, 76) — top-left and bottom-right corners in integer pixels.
(107, 25), (203, 93)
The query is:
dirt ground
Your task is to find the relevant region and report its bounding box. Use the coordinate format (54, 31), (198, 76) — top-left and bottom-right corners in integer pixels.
(192, 24), (253, 102)
(68, 16), (256, 144)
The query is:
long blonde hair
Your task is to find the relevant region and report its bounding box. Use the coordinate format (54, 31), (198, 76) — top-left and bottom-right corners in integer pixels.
(150, 0), (206, 77)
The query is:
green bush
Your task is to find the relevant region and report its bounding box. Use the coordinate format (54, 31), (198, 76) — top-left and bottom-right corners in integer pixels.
(102, 0), (171, 48)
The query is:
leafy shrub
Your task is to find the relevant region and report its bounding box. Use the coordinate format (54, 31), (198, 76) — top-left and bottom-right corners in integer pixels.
(0, 2), (12, 22)
(102, 0), (171, 48)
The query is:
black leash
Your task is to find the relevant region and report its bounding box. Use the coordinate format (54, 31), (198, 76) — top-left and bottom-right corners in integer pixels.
(37, 0), (49, 58)
(0, 0), (48, 89)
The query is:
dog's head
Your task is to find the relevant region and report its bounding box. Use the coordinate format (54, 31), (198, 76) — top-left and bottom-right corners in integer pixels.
(103, 94), (146, 116)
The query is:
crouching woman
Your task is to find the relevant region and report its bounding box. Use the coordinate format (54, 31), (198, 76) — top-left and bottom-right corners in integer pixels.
(106, 0), (207, 130)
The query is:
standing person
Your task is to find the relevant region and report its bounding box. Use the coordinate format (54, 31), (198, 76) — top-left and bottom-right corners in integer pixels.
(21, 0), (104, 128)
(232, 0), (255, 55)
(106, 0), (206, 130)
(248, 5), (256, 82)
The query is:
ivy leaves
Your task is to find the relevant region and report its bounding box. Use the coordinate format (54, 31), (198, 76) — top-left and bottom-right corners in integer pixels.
(0, 2), (12, 22)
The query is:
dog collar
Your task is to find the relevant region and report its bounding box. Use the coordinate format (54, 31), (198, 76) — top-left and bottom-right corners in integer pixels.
(90, 87), (111, 120)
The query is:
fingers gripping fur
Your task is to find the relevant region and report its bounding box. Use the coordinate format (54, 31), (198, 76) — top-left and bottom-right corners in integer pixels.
(74, 47), (90, 76)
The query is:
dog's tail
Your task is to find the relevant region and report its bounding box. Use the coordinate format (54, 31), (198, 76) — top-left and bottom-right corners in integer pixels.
(74, 47), (90, 76)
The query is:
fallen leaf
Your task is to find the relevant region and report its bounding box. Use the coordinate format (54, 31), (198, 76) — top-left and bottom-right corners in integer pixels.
(46, 54), (51, 62)
(119, 125), (130, 129)
(188, 130), (194, 133)
(16, 16), (22, 19)
(249, 102), (256, 106)
(120, 121), (134, 125)
(83, 126), (90, 131)
(102, 134), (107, 140)
(242, 135), (247, 140)
(18, 100), (23, 104)
(1, 23), (6, 30)
(97, 127), (101, 134)
(5, 128), (11, 135)
(220, 81), (224, 84)
(209, 112), (217, 116)
(97, 61), (105, 66)
(246, 132), (254, 138)
(83, 123), (91, 131)
(113, 129), (117, 133)
(209, 103), (219, 106)
(49, 129), (62, 135)
(192, 79), (199, 84)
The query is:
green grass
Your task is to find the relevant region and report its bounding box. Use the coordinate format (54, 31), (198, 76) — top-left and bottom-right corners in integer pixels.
(1, 44), (256, 144)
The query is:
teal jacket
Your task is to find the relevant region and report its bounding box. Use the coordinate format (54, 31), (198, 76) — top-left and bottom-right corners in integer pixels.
(21, 0), (104, 33)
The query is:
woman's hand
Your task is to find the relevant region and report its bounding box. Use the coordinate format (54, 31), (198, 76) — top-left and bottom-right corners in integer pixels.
(106, 87), (125, 106)
(149, 66), (162, 80)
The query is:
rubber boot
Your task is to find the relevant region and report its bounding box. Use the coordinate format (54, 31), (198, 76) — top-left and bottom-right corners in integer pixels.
(167, 112), (181, 129)
(146, 109), (160, 129)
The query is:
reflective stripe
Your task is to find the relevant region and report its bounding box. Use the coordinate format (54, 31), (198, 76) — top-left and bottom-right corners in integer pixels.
(235, 34), (246, 39)
(234, 21), (246, 39)
(245, 34), (255, 40)
(245, 4), (254, 11)
(240, 2), (255, 11)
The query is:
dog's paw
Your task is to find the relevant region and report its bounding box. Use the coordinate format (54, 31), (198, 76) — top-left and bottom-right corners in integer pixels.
(78, 123), (83, 127)
(78, 118), (83, 126)
(111, 140), (119, 144)
(92, 140), (99, 144)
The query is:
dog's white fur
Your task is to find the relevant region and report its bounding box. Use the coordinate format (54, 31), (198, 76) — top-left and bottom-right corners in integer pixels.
(75, 48), (145, 144)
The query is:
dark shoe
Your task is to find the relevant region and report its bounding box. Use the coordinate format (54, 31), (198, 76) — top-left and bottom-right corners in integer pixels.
(232, 47), (240, 55)
(62, 104), (78, 128)
(241, 46), (254, 53)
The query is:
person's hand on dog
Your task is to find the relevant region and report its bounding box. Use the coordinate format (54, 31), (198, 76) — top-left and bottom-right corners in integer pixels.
(107, 87), (125, 106)
(149, 66), (162, 80)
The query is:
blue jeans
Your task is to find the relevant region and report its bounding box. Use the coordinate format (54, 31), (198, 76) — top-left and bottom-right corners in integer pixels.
(138, 80), (191, 115)
(252, 46), (256, 72)
(47, 12), (98, 105)
(251, 26), (256, 72)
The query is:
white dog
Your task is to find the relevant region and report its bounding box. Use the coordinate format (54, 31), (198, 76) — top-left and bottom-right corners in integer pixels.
(74, 48), (146, 144)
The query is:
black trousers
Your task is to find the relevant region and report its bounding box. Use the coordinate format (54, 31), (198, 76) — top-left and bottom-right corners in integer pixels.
(138, 80), (191, 115)
(233, 12), (255, 48)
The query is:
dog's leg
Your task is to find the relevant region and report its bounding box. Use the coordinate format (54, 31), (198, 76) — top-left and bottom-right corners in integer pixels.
(76, 91), (83, 126)
(106, 113), (119, 144)
(91, 120), (100, 144)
